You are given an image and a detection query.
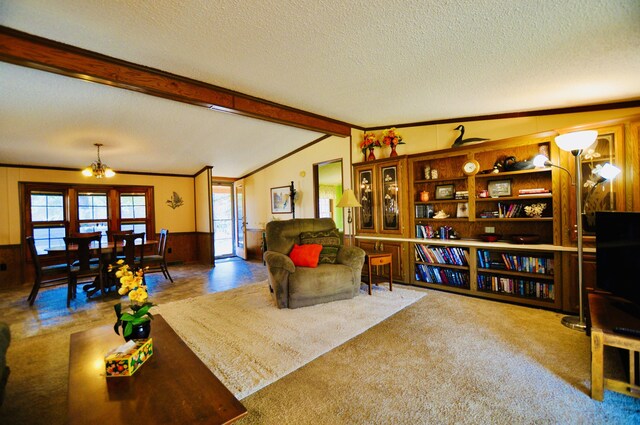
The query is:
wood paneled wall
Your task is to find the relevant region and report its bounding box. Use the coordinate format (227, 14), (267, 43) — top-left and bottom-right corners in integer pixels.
(0, 245), (22, 287)
(246, 228), (265, 261)
(0, 232), (204, 289)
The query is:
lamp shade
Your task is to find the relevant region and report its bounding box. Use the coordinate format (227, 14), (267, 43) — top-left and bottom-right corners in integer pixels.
(336, 189), (361, 208)
(532, 154), (551, 168)
(596, 163), (621, 181)
(554, 130), (598, 152)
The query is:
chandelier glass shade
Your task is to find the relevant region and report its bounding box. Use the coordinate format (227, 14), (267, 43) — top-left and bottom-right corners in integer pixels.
(82, 143), (115, 178)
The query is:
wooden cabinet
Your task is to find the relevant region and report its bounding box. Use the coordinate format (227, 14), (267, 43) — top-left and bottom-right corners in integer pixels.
(353, 157), (410, 282)
(353, 157), (408, 236)
(357, 239), (407, 283)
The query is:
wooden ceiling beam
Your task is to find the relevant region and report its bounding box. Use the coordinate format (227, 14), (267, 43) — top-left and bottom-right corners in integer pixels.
(0, 26), (352, 137)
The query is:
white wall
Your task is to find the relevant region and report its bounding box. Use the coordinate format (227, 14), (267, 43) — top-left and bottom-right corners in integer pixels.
(244, 135), (353, 232)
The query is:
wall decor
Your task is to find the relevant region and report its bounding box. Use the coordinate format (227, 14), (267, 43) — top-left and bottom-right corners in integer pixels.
(435, 184), (455, 200)
(271, 186), (292, 214)
(456, 202), (469, 218)
(166, 191), (184, 209)
(488, 179), (512, 198)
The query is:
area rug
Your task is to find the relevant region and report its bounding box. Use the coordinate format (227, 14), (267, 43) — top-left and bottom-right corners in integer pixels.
(156, 281), (425, 399)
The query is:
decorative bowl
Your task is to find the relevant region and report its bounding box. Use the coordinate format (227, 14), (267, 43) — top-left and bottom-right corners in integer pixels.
(479, 233), (501, 242)
(511, 234), (540, 244)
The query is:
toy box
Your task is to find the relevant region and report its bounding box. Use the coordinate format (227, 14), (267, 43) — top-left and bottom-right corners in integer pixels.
(105, 338), (153, 377)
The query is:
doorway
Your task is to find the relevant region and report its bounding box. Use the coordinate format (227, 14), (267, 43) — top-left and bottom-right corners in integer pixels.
(212, 183), (234, 258)
(313, 159), (344, 233)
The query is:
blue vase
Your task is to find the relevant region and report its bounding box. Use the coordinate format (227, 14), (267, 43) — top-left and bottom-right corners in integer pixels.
(123, 321), (151, 341)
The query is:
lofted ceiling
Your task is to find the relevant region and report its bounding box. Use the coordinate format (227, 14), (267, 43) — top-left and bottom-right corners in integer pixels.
(1, 0), (639, 177)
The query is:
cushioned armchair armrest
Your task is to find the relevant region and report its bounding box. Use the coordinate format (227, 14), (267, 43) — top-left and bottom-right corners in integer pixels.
(336, 246), (366, 271)
(264, 251), (296, 273)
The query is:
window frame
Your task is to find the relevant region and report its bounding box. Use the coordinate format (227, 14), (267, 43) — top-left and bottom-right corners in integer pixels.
(21, 183), (155, 257)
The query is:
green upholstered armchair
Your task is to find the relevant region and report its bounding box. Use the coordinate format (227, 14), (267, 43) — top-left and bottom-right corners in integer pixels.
(264, 218), (366, 309)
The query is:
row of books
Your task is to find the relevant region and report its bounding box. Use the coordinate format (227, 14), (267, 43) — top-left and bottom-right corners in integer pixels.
(416, 225), (436, 238)
(414, 245), (469, 266)
(477, 275), (555, 300)
(496, 202), (525, 218)
(415, 204), (435, 219)
(477, 249), (554, 275)
(415, 264), (469, 288)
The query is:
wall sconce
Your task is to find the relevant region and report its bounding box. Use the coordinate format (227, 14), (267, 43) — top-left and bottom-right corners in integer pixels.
(82, 143), (116, 178)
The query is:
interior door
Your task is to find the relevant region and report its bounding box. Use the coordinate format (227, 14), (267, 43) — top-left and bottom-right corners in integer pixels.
(234, 181), (247, 259)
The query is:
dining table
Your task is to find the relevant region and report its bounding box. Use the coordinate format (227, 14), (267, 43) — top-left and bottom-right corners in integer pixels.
(45, 239), (158, 298)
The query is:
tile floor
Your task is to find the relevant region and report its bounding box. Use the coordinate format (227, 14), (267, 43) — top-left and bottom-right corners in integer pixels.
(0, 258), (268, 339)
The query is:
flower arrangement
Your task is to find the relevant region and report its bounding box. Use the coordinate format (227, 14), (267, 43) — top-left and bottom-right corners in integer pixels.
(524, 203), (547, 218)
(360, 132), (381, 154)
(381, 127), (404, 147)
(109, 260), (155, 339)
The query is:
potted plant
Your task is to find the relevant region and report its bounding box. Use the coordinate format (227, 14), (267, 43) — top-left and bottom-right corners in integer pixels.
(381, 127), (405, 157)
(360, 132), (381, 161)
(109, 260), (155, 340)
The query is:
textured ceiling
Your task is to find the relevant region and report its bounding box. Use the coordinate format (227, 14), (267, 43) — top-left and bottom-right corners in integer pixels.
(1, 0), (639, 176)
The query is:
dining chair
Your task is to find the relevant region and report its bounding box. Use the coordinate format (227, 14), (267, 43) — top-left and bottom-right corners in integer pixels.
(144, 229), (173, 282)
(26, 236), (68, 306)
(64, 232), (104, 307)
(111, 232), (145, 269)
(106, 230), (133, 263)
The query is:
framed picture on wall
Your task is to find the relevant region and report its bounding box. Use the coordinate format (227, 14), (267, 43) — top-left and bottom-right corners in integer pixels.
(271, 186), (292, 214)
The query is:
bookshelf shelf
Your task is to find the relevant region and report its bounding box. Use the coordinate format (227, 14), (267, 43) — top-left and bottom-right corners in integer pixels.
(407, 135), (562, 309)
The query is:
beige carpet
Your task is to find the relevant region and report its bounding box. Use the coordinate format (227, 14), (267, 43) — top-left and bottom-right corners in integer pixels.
(236, 288), (640, 424)
(2, 283), (639, 424)
(155, 281), (425, 399)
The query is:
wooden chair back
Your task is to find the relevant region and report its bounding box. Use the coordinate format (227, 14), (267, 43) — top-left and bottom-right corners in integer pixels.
(107, 229), (133, 242)
(112, 232), (145, 268)
(64, 232), (102, 272)
(26, 236), (43, 279)
(157, 229), (169, 258)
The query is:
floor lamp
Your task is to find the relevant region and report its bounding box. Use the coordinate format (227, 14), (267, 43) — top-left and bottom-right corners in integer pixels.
(336, 189), (362, 246)
(554, 130), (600, 331)
(534, 145), (621, 332)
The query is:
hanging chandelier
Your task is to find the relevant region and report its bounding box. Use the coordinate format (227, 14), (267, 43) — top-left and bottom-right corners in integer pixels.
(82, 143), (116, 178)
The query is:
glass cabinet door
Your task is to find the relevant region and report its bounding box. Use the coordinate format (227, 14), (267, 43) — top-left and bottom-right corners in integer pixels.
(358, 169), (375, 230)
(579, 127), (624, 235)
(381, 165), (400, 231)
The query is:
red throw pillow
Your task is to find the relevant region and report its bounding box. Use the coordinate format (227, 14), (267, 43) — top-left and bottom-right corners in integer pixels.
(288, 243), (323, 268)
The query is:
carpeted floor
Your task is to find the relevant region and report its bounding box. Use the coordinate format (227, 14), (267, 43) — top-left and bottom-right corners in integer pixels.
(156, 281), (425, 399)
(236, 288), (640, 424)
(1, 283), (639, 424)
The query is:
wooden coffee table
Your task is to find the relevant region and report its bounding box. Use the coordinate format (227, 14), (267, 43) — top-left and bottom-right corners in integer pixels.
(68, 314), (247, 424)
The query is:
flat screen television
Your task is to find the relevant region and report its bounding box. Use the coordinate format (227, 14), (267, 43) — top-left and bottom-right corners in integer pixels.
(595, 211), (640, 314)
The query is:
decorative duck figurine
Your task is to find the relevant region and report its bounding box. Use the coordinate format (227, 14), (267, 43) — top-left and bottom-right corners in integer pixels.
(452, 125), (489, 148)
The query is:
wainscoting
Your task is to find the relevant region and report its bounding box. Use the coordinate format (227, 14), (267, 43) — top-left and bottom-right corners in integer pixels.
(246, 228), (265, 261)
(0, 232), (206, 289)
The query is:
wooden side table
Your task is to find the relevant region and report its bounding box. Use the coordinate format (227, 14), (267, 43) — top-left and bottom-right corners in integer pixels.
(588, 292), (640, 401)
(363, 251), (393, 295)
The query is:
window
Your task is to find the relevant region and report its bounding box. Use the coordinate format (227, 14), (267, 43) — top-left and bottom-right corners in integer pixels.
(78, 192), (109, 245)
(120, 193), (147, 237)
(30, 191), (66, 254)
(23, 184), (154, 255)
